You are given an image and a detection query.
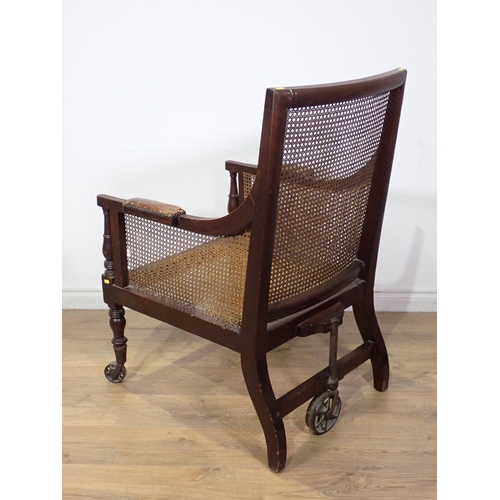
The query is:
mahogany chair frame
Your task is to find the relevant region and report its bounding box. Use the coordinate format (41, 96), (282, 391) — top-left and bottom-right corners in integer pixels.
(97, 68), (407, 472)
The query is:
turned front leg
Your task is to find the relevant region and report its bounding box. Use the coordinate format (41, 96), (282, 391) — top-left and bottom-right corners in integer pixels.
(109, 305), (127, 366)
(101, 207), (128, 382)
(103, 305), (128, 383)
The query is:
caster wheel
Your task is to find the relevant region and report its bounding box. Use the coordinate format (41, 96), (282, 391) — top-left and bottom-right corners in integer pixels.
(305, 391), (342, 435)
(104, 362), (127, 383)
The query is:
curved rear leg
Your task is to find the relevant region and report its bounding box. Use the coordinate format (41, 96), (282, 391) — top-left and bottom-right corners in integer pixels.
(352, 296), (389, 392)
(241, 353), (287, 472)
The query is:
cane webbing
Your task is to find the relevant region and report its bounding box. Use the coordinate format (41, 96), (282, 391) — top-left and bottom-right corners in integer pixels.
(268, 92), (390, 305)
(123, 91), (390, 328)
(242, 172), (256, 200)
(124, 214), (250, 330)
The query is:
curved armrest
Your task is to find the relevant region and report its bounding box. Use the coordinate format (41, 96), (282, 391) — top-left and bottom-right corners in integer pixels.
(124, 198), (186, 219)
(280, 157), (376, 193)
(177, 195), (255, 235)
(98, 186), (256, 237)
(118, 193), (256, 236)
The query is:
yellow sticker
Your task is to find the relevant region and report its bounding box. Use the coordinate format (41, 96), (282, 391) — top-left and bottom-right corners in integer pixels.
(104, 279), (110, 284)
(275, 87), (285, 90)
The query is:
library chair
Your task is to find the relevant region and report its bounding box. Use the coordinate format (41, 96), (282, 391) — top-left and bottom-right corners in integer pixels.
(97, 68), (407, 472)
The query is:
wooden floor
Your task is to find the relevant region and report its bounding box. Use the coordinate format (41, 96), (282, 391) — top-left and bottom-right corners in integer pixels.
(62, 310), (436, 499)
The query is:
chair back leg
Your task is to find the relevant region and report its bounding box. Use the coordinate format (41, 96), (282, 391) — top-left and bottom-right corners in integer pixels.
(241, 352), (287, 472)
(352, 296), (390, 392)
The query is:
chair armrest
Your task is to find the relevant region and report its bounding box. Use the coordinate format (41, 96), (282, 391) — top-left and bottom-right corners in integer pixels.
(280, 157), (376, 193)
(124, 198), (186, 220)
(225, 160), (258, 175)
(98, 193), (256, 237)
(97, 191), (252, 294)
(225, 161), (258, 213)
(97, 194), (125, 212)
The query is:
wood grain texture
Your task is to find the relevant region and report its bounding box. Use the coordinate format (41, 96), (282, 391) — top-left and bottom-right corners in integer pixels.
(63, 310), (436, 499)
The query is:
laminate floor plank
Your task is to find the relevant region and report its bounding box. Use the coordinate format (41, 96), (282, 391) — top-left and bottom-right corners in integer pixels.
(63, 310), (436, 499)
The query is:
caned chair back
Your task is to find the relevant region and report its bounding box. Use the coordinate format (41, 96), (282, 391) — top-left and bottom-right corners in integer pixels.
(243, 70), (406, 325)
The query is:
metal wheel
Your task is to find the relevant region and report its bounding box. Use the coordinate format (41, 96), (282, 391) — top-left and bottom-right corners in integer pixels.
(305, 391), (341, 435)
(104, 362), (127, 383)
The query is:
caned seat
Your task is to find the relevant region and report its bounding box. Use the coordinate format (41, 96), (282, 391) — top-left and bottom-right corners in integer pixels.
(97, 68), (407, 472)
(125, 221), (250, 330)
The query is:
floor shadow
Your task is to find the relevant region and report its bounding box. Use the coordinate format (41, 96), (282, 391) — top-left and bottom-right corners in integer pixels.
(121, 319), (385, 470)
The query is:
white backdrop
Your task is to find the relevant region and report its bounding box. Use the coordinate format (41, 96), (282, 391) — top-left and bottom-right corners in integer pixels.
(62, 0), (436, 310)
